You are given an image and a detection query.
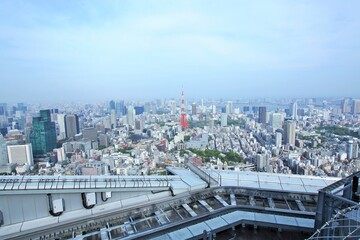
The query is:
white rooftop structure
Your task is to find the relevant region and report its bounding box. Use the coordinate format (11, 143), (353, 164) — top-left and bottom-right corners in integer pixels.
(203, 169), (339, 193)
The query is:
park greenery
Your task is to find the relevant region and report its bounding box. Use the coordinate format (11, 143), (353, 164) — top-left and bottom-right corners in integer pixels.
(184, 135), (191, 142)
(181, 148), (243, 163)
(117, 147), (133, 154)
(317, 126), (359, 138)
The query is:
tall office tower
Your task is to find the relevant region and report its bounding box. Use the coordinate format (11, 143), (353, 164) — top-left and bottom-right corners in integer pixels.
(65, 114), (80, 139)
(211, 105), (216, 114)
(115, 101), (124, 117)
(134, 106), (144, 115)
(258, 107), (267, 124)
(103, 116), (112, 129)
(109, 100), (115, 112)
(179, 91), (189, 128)
(127, 106), (136, 127)
(110, 110), (116, 128)
(7, 143), (34, 165)
(275, 131), (282, 148)
(0, 134), (8, 165)
(353, 142), (359, 159)
(170, 101), (177, 115)
(290, 101), (298, 120)
(352, 99), (360, 115)
(57, 114), (66, 140)
(347, 140), (354, 159)
(341, 98), (351, 114)
(270, 113), (283, 131)
(30, 110), (57, 156)
(17, 103), (27, 112)
(82, 127), (98, 141)
(0, 103), (7, 116)
(226, 101), (233, 114)
(208, 118), (214, 133)
(284, 120), (296, 146)
(191, 103), (197, 115)
(99, 133), (109, 147)
(221, 113), (228, 127)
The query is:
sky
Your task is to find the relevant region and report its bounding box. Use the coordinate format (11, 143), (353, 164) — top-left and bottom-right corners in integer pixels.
(0, 1), (359, 103)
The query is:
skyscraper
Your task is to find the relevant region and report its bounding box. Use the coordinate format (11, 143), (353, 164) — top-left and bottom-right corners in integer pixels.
(341, 98), (351, 114)
(134, 106), (144, 115)
(57, 114), (66, 140)
(115, 101), (125, 117)
(275, 131), (282, 148)
(290, 101), (298, 120)
(284, 120), (296, 146)
(191, 103), (197, 115)
(258, 107), (267, 124)
(65, 114), (80, 139)
(347, 140), (354, 159)
(30, 110), (57, 156)
(352, 99), (360, 115)
(127, 106), (135, 127)
(109, 100), (115, 112)
(221, 113), (228, 127)
(270, 113), (283, 131)
(0, 103), (7, 116)
(226, 101), (233, 114)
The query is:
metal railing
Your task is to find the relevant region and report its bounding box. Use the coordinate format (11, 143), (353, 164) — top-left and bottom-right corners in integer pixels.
(0, 175), (180, 192)
(308, 204), (360, 239)
(185, 160), (219, 187)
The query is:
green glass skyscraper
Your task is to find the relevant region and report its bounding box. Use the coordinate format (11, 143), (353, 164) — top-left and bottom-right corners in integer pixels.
(30, 110), (56, 156)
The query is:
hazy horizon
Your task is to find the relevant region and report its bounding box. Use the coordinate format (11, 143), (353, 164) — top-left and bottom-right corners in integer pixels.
(1, 1), (359, 103)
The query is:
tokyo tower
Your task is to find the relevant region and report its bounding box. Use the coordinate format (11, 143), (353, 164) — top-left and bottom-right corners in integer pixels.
(179, 90), (189, 128)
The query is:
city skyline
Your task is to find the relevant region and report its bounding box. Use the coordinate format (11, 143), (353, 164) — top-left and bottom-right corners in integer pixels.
(1, 1), (360, 103)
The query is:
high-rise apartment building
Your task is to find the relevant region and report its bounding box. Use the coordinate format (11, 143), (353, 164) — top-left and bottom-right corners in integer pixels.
(284, 120), (296, 146)
(30, 110), (57, 156)
(65, 114), (80, 139)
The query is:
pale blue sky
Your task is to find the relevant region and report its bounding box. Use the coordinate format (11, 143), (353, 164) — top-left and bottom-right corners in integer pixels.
(0, 1), (359, 102)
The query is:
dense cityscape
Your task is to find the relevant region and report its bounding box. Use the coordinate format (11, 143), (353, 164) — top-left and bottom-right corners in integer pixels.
(1, 96), (359, 178)
(1, 1), (360, 239)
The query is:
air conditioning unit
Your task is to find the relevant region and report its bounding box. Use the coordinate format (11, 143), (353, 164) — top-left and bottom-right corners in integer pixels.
(52, 198), (65, 214)
(85, 193), (96, 206)
(105, 192), (112, 198)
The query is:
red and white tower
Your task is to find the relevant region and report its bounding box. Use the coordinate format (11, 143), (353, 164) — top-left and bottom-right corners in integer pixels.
(180, 90), (189, 128)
